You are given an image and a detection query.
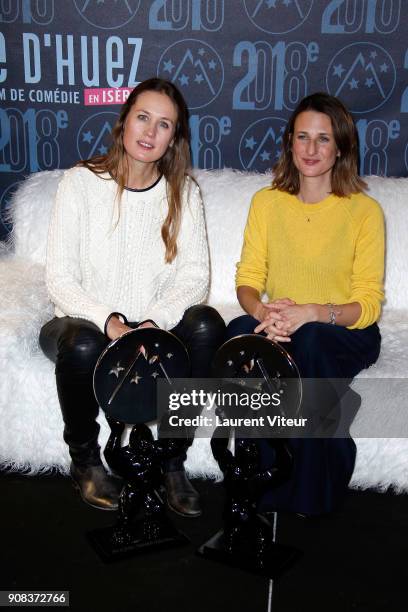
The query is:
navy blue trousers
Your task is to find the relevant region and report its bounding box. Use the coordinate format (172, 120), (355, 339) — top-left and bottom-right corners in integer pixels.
(226, 316), (381, 515)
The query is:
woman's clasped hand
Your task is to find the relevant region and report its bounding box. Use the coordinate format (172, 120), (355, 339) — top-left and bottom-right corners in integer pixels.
(253, 298), (314, 341)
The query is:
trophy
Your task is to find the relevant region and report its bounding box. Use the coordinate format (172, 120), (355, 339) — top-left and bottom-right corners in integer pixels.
(198, 334), (302, 578)
(88, 327), (191, 562)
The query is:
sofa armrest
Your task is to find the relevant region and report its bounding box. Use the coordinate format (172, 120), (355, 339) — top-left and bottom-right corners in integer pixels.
(0, 257), (52, 348)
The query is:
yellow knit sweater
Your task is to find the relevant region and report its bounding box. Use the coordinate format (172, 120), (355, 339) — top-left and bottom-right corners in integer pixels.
(236, 188), (385, 329)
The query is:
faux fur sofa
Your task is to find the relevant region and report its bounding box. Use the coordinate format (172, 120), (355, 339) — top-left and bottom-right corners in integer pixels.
(0, 169), (407, 493)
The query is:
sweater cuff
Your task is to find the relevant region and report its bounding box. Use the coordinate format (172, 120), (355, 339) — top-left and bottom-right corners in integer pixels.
(89, 305), (117, 333)
(235, 277), (265, 294)
(104, 311), (128, 336)
(346, 298), (381, 330)
(140, 306), (174, 331)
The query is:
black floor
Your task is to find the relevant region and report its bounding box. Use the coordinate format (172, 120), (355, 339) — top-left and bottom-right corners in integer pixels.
(1, 470), (407, 612)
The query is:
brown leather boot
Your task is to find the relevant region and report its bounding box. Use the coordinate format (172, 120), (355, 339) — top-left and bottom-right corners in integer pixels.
(70, 462), (122, 511)
(163, 470), (202, 518)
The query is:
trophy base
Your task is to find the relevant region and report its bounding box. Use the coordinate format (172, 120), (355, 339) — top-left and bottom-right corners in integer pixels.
(197, 529), (301, 579)
(88, 519), (189, 562)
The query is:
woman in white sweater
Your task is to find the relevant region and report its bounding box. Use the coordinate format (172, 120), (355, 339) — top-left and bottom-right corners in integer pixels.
(39, 78), (225, 516)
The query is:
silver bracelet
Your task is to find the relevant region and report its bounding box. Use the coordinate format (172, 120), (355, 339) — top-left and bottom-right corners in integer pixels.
(326, 303), (337, 325)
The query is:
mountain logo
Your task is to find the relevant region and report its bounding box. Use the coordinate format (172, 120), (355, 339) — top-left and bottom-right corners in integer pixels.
(73, 0), (140, 30)
(157, 40), (224, 109)
(0, 182), (19, 233)
(239, 117), (287, 171)
(326, 43), (396, 113)
(76, 112), (118, 159)
(243, 0), (313, 34)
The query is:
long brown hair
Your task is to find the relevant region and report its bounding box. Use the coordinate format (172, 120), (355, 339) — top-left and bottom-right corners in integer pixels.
(78, 78), (191, 263)
(272, 92), (366, 197)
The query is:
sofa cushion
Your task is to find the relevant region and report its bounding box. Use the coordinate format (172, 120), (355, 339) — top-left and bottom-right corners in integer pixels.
(1, 169), (407, 492)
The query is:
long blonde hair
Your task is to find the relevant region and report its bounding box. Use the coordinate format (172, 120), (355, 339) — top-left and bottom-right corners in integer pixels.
(78, 78), (191, 263)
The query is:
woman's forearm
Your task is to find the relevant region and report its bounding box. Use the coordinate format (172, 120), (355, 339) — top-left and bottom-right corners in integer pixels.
(312, 301), (362, 328)
(237, 286), (264, 320)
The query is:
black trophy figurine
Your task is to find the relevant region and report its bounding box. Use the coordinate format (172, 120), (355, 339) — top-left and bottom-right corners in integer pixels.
(198, 335), (302, 578)
(88, 327), (191, 562)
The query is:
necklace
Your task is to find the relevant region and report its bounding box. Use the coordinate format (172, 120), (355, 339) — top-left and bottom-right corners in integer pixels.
(296, 190), (333, 223)
(296, 193), (313, 223)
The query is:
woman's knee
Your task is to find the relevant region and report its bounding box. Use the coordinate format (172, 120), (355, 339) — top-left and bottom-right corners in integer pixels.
(56, 319), (108, 370)
(289, 323), (345, 377)
(182, 305), (226, 340)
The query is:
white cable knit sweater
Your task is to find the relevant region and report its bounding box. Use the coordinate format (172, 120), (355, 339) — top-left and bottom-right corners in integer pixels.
(46, 166), (209, 331)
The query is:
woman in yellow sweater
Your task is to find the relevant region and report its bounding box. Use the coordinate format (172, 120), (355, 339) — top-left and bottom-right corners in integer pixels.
(228, 92), (384, 516)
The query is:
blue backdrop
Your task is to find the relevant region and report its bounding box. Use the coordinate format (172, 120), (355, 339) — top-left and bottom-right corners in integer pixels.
(1, 0), (408, 240)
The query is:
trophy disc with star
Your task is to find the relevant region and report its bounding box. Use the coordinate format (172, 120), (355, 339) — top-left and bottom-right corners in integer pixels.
(198, 334), (302, 578)
(89, 328), (191, 562)
(211, 333), (302, 430)
(93, 327), (190, 424)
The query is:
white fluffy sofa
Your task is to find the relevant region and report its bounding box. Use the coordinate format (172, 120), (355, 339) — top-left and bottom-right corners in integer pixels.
(0, 169), (407, 493)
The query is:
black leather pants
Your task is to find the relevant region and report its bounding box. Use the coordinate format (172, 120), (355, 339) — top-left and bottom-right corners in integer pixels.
(39, 305), (226, 468)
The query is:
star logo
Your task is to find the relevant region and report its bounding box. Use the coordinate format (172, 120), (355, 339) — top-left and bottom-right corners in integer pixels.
(130, 372), (141, 384)
(82, 130), (94, 144)
(73, 0), (140, 30)
(179, 74), (189, 86)
(163, 60), (175, 73)
(326, 43), (396, 113)
(333, 64), (346, 78)
(243, 0), (313, 34)
(77, 112), (118, 160)
(157, 40), (224, 109)
(245, 136), (257, 150)
(109, 362), (125, 378)
(239, 117), (287, 171)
